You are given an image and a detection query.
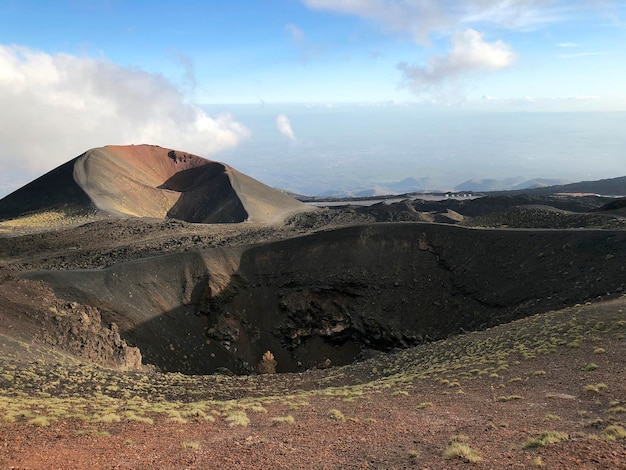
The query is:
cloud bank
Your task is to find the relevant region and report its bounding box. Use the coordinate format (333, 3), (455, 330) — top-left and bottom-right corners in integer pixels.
(397, 29), (516, 96)
(302, 0), (559, 43)
(0, 45), (249, 175)
(301, 1), (603, 101)
(276, 114), (296, 140)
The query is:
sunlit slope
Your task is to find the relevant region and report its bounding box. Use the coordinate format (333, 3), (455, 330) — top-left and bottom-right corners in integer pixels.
(0, 144), (312, 224)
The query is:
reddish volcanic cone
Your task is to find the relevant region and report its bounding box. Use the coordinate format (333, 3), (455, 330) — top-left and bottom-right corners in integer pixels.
(0, 145), (312, 224)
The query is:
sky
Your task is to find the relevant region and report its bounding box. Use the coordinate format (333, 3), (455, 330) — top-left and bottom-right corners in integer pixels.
(1, 0), (625, 196)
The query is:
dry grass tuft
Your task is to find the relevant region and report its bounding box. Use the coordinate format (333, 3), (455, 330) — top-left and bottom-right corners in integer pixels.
(443, 441), (482, 463)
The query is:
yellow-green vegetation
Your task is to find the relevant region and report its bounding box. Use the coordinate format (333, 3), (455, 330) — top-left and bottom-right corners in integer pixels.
(532, 456), (544, 467)
(603, 425), (626, 441)
(224, 410), (250, 427)
(182, 441), (200, 450)
(257, 351), (277, 375)
(522, 431), (569, 449)
(443, 436), (482, 463)
(28, 416), (51, 426)
(271, 415), (295, 425)
(124, 411), (154, 424)
(98, 413), (122, 423)
(408, 449), (421, 460)
(496, 395), (524, 402)
(246, 403), (268, 413)
(583, 363), (598, 371)
(583, 383), (608, 393)
(0, 209), (96, 232)
(329, 409), (346, 422)
(0, 297), (624, 447)
(544, 413), (561, 421)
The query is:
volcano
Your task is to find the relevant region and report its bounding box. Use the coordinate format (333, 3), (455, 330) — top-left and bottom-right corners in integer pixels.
(0, 145), (312, 223)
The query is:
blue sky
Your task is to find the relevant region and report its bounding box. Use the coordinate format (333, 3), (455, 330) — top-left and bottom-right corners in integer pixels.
(3, 0), (624, 104)
(1, 1), (625, 195)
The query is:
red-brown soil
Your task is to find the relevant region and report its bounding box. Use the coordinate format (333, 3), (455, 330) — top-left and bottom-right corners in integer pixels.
(1, 298), (625, 469)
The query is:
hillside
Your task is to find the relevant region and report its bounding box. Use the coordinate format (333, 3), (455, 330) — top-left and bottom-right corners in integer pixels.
(1, 149), (625, 468)
(0, 145), (312, 224)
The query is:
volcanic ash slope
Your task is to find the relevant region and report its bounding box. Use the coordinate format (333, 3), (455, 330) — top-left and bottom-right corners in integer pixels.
(0, 144), (313, 224)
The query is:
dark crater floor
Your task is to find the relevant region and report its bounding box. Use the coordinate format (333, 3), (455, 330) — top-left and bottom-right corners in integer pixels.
(25, 222), (626, 375)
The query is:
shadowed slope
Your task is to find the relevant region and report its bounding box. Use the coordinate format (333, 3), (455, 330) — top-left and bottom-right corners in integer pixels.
(27, 223), (626, 374)
(0, 145), (312, 224)
(0, 158), (95, 220)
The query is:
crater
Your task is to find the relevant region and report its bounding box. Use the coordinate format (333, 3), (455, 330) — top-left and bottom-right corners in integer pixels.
(27, 223), (626, 375)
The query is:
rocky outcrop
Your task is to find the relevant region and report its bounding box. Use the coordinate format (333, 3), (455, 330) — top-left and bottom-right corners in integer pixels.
(0, 275), (142, 371)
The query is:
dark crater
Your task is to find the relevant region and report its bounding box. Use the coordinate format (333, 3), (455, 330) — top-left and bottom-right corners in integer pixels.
(26, 223), (626, 375)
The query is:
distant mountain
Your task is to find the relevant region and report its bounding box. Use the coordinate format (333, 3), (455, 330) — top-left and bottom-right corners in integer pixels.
(511, 178), (572, 190)
(317, 176), (443, 198)
(506, 175), (626, 196)
(454, 177), (570, 192)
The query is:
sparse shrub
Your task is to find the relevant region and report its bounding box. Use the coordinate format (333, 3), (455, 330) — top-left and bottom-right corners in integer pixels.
(532, 456), (544, 467)
(408, 449), (421, 460)
(169, 416), (188, 424)
(523, 431), (568, 449)
(416, 402), (433, 410)
(124, 411), (154, 424)
(443, 442), (482, 463)
(258, 351), (277, 374)
(271, 415), (295, 425)
(593, 347), (605, 354)
(28, 416), (50, 426)
(225, 410), (250, 427)
(608, 406), (626, 414)
(603, 425), (626, 441)
(99, 413), (121, 423)
(247, 403), (268, 413)
(497, 395), (524, 402)
(329, 409), (346, 422)
(583, 363), (598, 371)
(182, 441), (200, 449)
(544, 413), (561, 421)
(584, 383), (607, 393)
(533, 370), (546, 376)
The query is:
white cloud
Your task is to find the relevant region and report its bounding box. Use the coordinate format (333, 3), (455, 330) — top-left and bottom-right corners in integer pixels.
(301, 0), (448, 44)
(0, 45), (249, 175)
(557, 42), (579, 47)
(301, 0), (573, 43)
(397, 29), (515, 98)
(285, 23), (305, 43)
(276, 114), (296, 140)
(559, 51), (608, 59)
